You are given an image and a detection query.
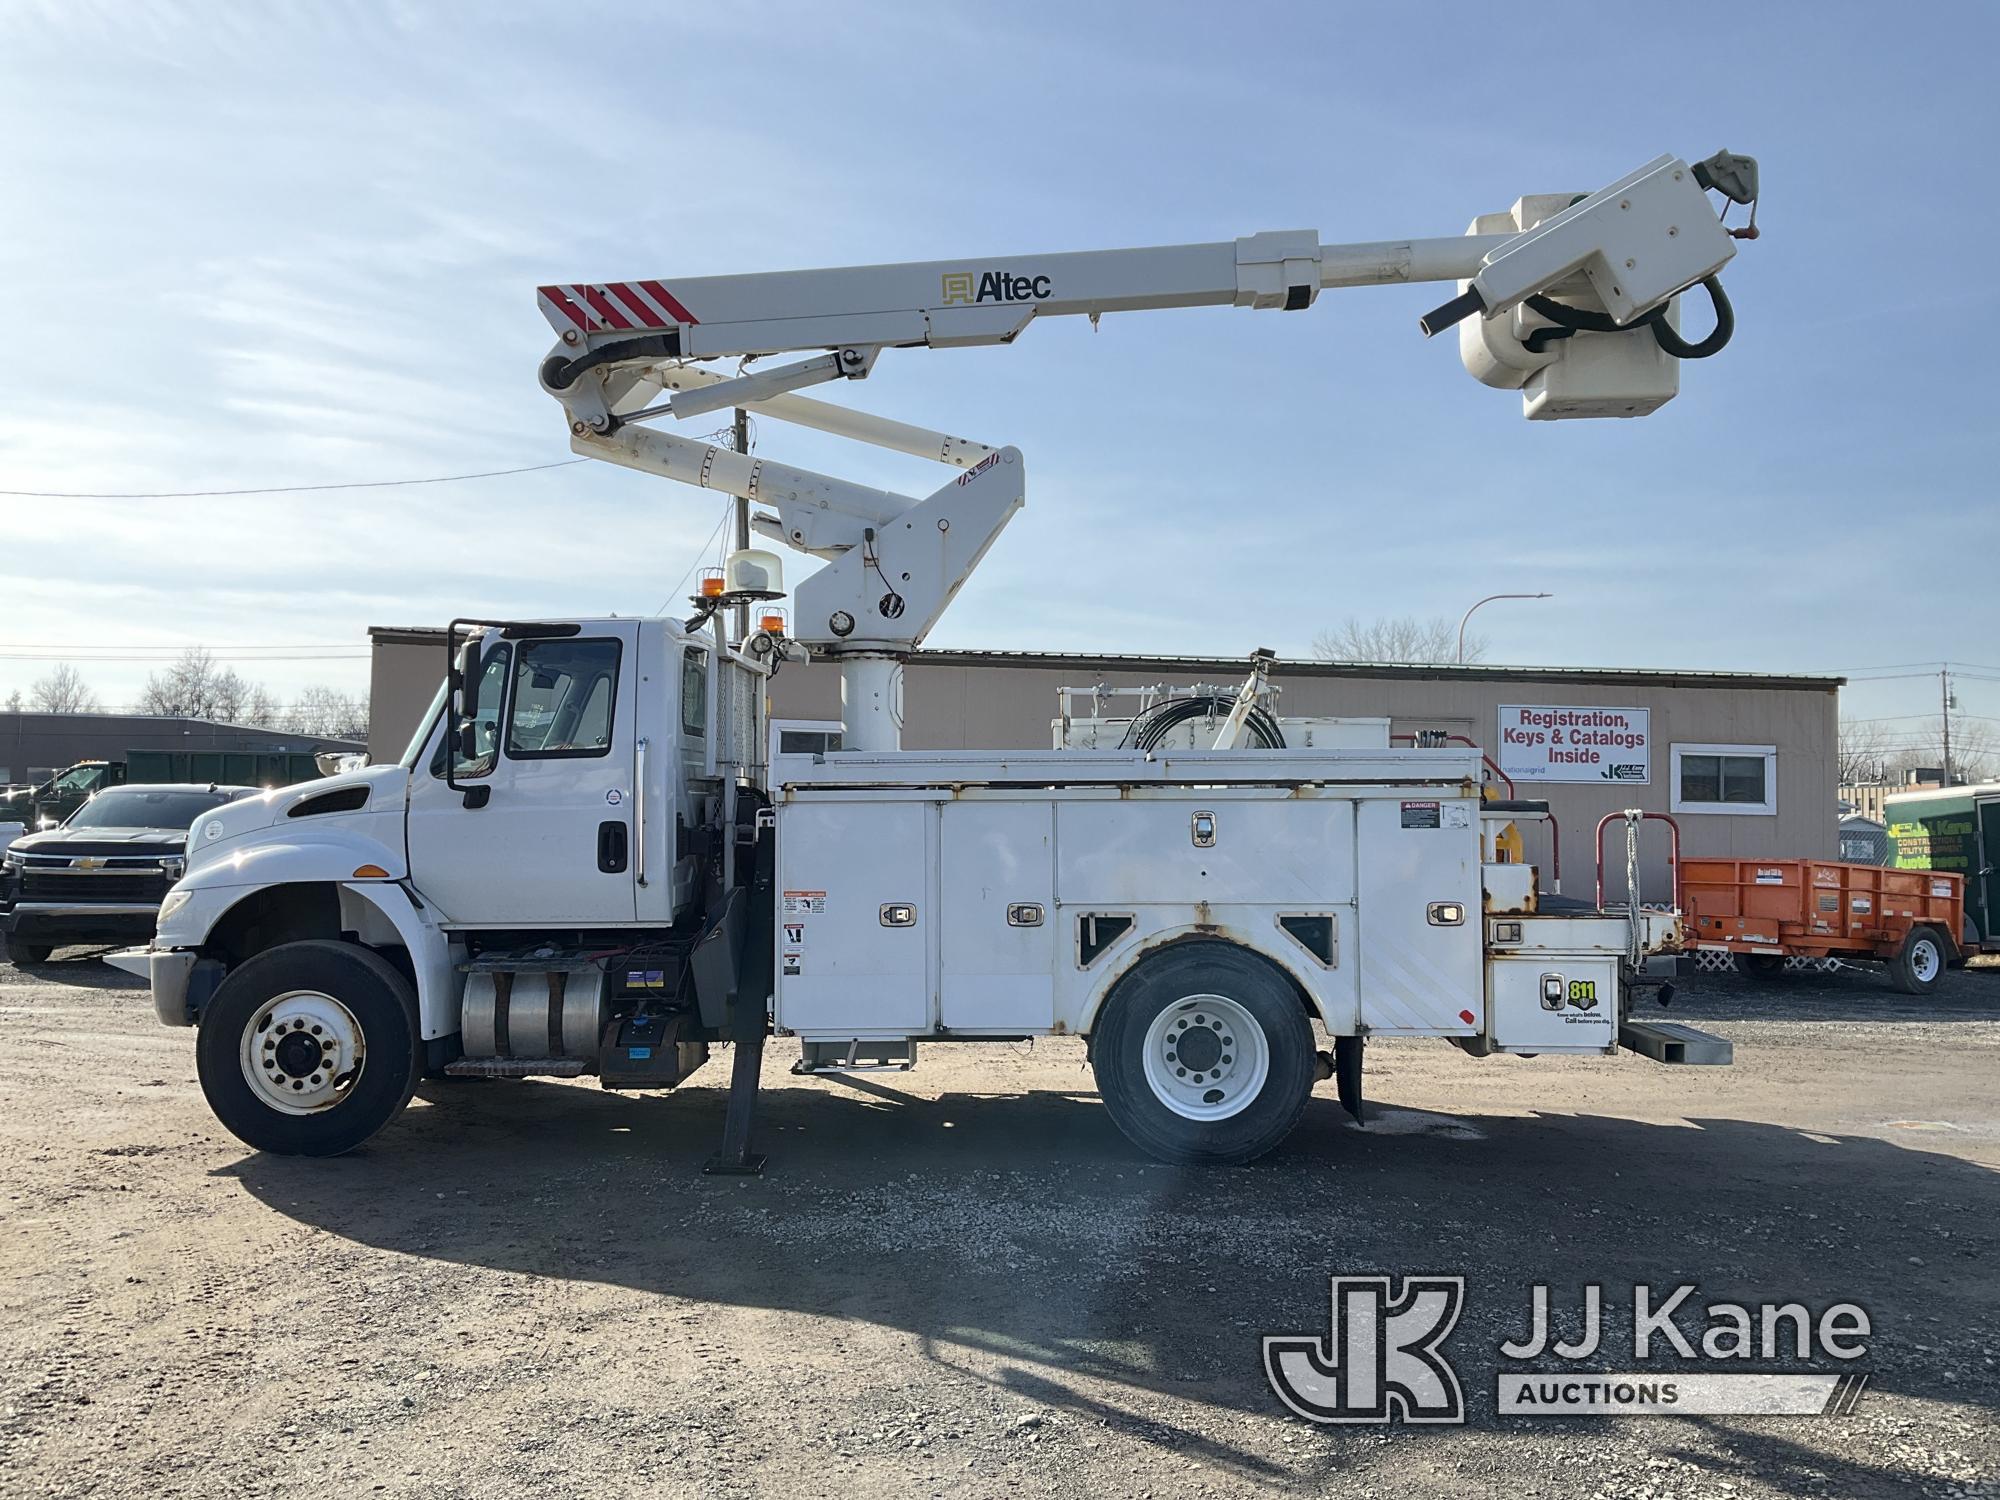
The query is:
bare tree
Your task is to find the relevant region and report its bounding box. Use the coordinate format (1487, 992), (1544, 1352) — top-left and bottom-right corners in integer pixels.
(1313, 615), (1485, 664)
(137, 647), (273, 724)
(29, 663), (102, 714)
(5, 689), (23, 712)
(285, 685), (371, 740)
(1837, 718), (1892, 785)
(1888, 722), (1998, 785)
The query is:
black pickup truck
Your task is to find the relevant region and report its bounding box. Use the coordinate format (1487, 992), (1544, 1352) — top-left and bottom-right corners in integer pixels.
(2, 784), (256, 964)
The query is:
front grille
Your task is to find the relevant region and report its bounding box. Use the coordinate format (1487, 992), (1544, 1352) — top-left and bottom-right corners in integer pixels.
(18, 871), (170, 904)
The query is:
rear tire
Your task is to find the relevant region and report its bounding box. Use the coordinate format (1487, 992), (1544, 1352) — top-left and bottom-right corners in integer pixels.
(1890, 927), (1946, 996)
(9, 942), (52, 966)
(1090, 941), (1315, 1165)
(1743, 954), (1787, 980)
(196, 940), (421, 1156)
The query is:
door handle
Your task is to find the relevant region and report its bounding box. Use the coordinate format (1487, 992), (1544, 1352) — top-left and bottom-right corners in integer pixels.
(598, 820), (629, 874)
(634, 738), (649, 888)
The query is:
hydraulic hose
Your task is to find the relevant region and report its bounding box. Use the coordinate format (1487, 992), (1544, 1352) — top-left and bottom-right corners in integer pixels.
(1120, 695), (1287, 752)
(1523, 276), (1733, 360)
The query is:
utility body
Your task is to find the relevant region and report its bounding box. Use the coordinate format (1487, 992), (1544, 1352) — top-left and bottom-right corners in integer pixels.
(113, 149), (1758, 1165)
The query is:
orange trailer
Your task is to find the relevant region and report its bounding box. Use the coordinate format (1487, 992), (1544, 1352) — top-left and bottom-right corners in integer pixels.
(1679, 858), (1964, 993)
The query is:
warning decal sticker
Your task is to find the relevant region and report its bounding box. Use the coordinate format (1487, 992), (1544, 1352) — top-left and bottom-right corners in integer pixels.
(783, 891), (826, 915)
(1400, 801), (1441, 829)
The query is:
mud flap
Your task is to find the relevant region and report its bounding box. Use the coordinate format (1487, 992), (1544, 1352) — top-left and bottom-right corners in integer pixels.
(1336, 1034), (1364, 1124)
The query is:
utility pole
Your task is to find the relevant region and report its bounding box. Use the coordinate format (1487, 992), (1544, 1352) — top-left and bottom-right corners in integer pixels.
(1941, 668), (1954, 787)
(731, 407), (752, 643)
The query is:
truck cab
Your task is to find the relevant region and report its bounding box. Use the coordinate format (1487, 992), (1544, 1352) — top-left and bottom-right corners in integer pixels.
(113, 616), (773, 1156)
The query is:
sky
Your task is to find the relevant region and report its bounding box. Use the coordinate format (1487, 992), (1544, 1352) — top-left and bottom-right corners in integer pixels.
(0, 0), (1995, 755)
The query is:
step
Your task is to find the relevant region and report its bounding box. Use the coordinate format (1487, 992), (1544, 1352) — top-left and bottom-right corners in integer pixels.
(444, 1057), (589, 1079)
(1619, 1020), (1732, 1066)
(792, 1039), (917, 1074)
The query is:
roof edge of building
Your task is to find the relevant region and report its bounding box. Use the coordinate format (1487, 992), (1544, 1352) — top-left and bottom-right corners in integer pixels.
(366, 627), (1844, 691)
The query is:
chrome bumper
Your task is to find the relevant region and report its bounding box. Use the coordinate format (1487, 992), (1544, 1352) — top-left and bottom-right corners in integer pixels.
(107, 946), (200, 1027)
(11, 902), (163, 919)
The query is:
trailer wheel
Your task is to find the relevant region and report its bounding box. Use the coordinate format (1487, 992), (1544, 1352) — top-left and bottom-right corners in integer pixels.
(196, 940), (421, 1156)
(1743, 954), (1787, 980)
(1090, 942), (1315, 1165)
(1889, 927), (1946, 996)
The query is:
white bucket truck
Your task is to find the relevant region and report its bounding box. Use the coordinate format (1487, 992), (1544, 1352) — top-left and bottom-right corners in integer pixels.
(113, 150), (1756, 1167)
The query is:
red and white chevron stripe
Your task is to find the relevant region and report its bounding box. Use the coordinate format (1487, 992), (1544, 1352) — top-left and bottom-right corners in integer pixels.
(537, 280), (699, 334)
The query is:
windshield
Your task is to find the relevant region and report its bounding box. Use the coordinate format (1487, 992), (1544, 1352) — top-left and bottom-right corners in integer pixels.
(401, 679), (449, 769)
(66, 788), (238, 832)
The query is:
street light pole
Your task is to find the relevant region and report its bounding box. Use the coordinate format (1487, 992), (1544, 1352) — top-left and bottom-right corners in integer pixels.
(1457, 592), (1552, 663)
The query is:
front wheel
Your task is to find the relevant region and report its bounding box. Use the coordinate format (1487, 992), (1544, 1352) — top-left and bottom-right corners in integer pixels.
(1090, 942), (1316, 1165)
(9, 942), (52, 966)
(196, 940), (421, 1155)
(1889, 927), (1946, 996)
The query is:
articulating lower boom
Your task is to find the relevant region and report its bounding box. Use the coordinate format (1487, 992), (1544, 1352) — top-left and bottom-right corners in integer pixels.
(536, 149), (1757, 746)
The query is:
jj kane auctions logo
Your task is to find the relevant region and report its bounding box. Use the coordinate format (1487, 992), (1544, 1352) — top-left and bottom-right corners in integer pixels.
(1266, 1276), (1871, 1423)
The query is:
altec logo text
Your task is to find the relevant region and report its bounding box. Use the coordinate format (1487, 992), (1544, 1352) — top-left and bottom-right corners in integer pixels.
(940, 270), (1052, 306)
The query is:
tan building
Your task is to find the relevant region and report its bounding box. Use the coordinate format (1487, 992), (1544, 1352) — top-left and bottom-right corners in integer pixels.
(368, 629), (1840, 903)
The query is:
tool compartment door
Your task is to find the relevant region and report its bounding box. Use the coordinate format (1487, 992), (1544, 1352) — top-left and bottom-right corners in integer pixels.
(1355, 796), (1482, 1034)
(940, 800), (1055, 1032)
(773, 798), (931, 1036)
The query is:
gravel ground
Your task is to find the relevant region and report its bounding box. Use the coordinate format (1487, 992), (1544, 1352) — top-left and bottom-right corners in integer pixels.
(1, 951), (1996, 1498)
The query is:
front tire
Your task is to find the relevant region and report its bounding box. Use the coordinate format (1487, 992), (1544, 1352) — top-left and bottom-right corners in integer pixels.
(1090, 942), (1316, 1165)
(196, 940), (421, 1156)
(9, 942), (52, 966)
(1889, 927), (1946, 996)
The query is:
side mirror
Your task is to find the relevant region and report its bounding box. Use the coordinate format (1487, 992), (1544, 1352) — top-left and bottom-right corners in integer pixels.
(445, 631), (482, 792)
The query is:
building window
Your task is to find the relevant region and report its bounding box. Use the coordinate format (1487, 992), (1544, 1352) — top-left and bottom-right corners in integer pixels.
(1671, 743), (1777, 816)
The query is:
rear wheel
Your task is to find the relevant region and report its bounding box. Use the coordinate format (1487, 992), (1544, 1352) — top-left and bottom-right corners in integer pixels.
(1889, 927), (1946, 996)
(1090, 942), (1315, 1165)
(1743, 954), (1787, 980)
(196, 940), (421, 1155)
(9, 942), (52, 966)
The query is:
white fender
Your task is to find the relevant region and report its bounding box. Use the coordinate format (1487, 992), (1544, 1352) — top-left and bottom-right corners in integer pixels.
(163, 834), (460, 1041)
(336, 881), (459, 1041)
(1076, 922), (1330, 1034)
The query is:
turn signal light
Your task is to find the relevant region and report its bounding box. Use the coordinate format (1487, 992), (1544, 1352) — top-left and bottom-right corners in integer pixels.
(351, 864), (390, 879)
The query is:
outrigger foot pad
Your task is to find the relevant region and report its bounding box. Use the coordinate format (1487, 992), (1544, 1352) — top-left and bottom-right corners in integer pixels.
(703, 1032), (768, 1176)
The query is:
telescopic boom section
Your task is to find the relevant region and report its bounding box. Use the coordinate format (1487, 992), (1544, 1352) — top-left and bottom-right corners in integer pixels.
(534, 150), (1755, 732)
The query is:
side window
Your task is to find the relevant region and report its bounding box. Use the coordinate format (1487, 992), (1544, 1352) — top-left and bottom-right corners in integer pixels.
(507, 638), (622, 758)
(1671, 743), (1777, 816)
(436, 644), (512, 780)
(680, 648), (708, 739)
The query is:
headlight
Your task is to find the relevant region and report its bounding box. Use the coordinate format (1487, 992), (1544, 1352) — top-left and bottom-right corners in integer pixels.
(157, 889), (193, 924)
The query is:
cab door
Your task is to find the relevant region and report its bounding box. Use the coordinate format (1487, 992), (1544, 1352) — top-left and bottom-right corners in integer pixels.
(405, 624), (641, 927)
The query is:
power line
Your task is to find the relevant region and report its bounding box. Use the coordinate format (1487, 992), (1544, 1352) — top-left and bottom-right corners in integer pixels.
(0, 650), (367, 663)
(0, 459), (588, 500)
(657, 497), (738, 616)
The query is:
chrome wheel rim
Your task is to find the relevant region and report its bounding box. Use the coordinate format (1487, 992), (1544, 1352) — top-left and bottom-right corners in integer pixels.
(1140, 993), (1269, 1121)
(240, 990), (364, 1115)
(1911, 938), (1941, 983)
